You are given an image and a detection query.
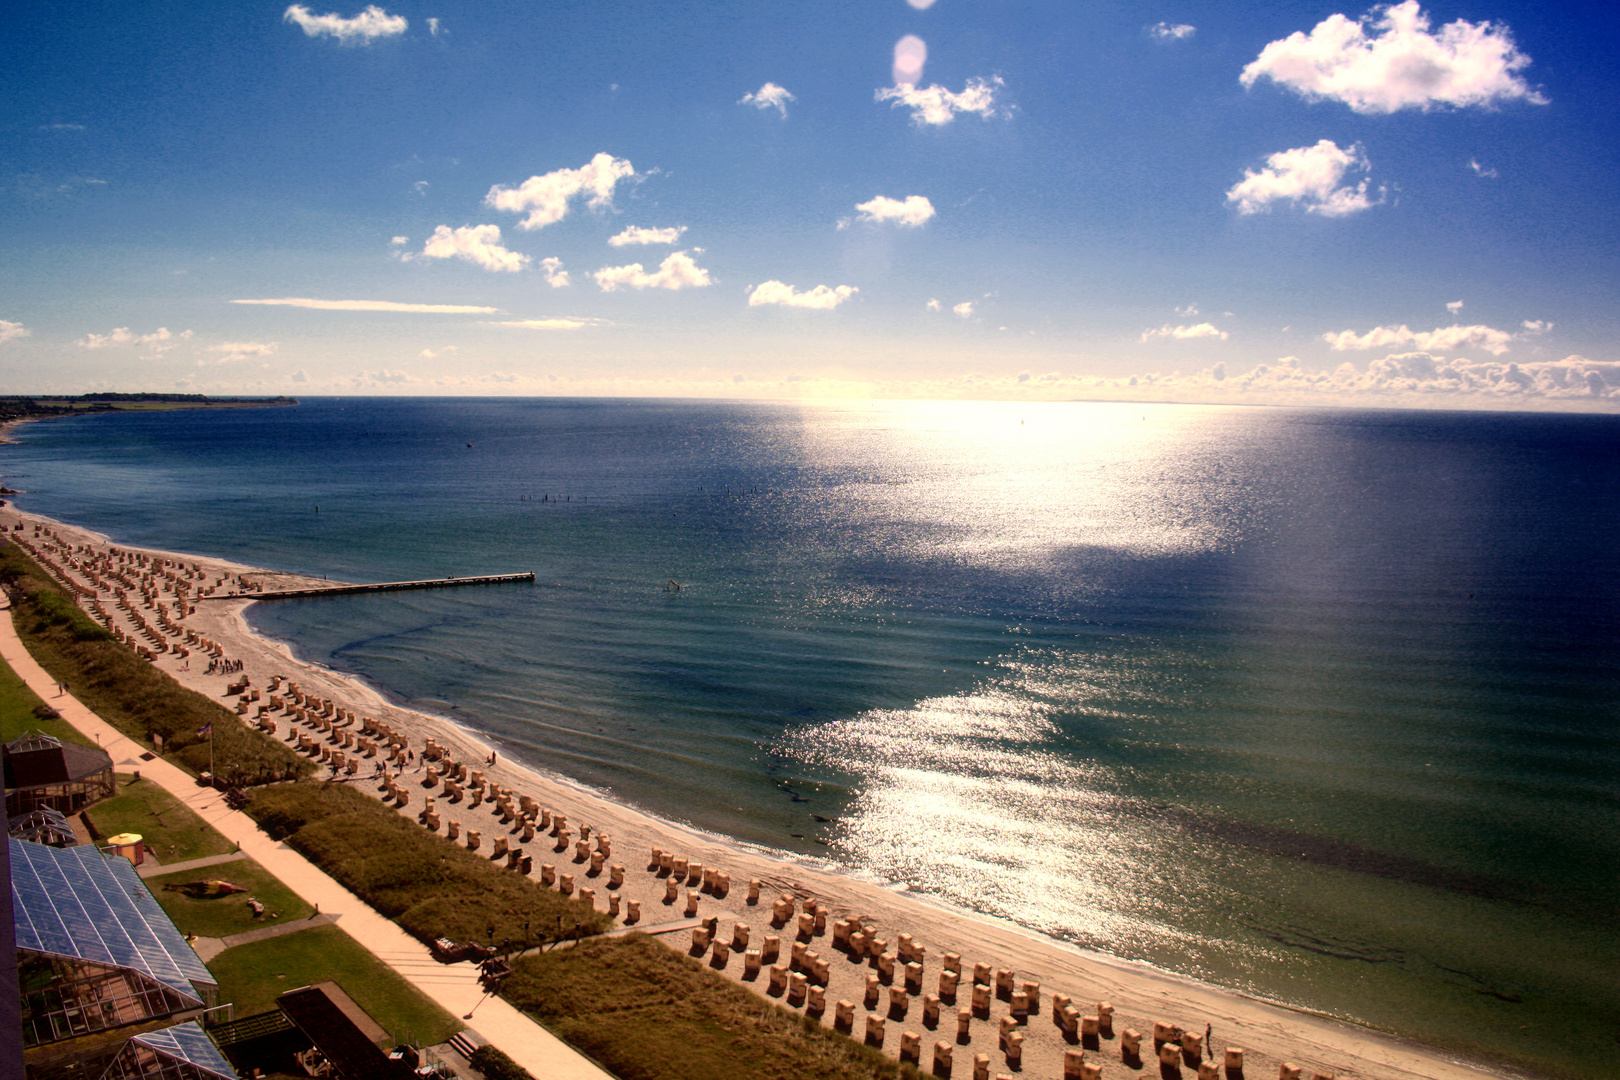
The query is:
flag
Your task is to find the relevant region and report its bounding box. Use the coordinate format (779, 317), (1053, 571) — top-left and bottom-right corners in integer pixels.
(198, 723), (212, 737)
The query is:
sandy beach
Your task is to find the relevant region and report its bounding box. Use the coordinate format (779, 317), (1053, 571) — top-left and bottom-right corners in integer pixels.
(2, 501), (1520, 1080)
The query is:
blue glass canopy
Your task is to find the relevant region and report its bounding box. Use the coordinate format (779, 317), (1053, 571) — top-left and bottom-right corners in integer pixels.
(10, 838), (216, 1003)
(128, 1021), (237, 1080)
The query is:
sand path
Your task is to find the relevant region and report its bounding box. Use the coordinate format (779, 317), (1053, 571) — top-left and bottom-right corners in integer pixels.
(1, 506), (1517, 1080)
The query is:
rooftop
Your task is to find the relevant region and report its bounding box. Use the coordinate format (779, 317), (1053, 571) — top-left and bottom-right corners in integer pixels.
(11, 838), (217, 1004)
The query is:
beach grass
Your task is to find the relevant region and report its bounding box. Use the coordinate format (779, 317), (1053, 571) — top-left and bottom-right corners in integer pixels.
(0, 541), (312, 782)
(147, 858), (315, 936)
(208, 923), (460, 1046)
(84, 778), (236, 862)
(0, 653), (99, 746)
(246, 780), (612, 949)
(502, 933), (923, 1080)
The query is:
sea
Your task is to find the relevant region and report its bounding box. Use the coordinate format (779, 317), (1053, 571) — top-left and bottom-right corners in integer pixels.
(4, 397), (1617, 1079)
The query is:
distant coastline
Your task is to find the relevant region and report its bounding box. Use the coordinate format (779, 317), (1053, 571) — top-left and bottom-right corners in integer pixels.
(0, 393), (297, 443)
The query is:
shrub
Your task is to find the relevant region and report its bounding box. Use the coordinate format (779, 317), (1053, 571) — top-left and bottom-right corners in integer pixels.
(468, 1045), (534, 1080)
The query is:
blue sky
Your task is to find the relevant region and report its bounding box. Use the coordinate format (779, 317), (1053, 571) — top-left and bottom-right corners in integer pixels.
(3, 0), (1617, 408)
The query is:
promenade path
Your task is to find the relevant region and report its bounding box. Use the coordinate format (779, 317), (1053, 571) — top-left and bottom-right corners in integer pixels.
(0, 594), (612, 1080)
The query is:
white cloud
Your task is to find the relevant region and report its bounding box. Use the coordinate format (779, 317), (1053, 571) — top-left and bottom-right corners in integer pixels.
(540, 257), (570, 288)
(1176, 303), (1200, 317)
(1468, 159), (1499, 178)
(232, 298), (498, 313)
(738, 83), (795, 118)
(0, 320), (29, 344)
(1141, 323), (1229, 342)
(390, 235), (408, 246)
(1227, 140), (1382, 217)
(1240, 1), (1546, 114)
(78, 327), (191, 355)
(953, 302), (975, 318)
(1327, 353), (1617, 400)
(594, 250), (711, 292)
(79, 328), (135, 348)
(485, 153), (635, 231)
(210, 341), (278, 363)
(420, 345), (457, 359)
(262, 357), (1620, 406)
(411, 224), (528, 272)
(40, 123), (86, 132)
(1151, 354), (1620, 404)
(414, 180), (429, 194)
(427, 17), (440, 35)
(854, 195), (935, 228)
(926, 299), (942, 312)
(1323, 322), (1514, 355)
(608, 225), (687, 247)
(283, 5), (407, 45)
(876, 76), (1005, 126)
(356, 368), (419, 384)
(1446, 300), (1464, 314)
(747, 281), (858, 310)
(493, 318), (611, 330)
(1521, 319), (1553, 333)
(1150, 22), (1196, 42)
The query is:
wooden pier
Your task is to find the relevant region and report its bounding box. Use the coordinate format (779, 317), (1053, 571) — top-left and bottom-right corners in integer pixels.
(201, 572), (535, 601)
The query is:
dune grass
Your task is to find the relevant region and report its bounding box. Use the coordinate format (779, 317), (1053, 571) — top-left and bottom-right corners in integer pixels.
(503, 933), (923, 1080)
(245, 780), (611, 950)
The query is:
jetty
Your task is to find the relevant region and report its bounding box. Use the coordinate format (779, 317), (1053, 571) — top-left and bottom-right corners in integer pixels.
(200, 572), (535, 601)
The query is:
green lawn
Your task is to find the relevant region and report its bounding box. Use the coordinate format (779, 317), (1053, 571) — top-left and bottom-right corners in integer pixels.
(0, 653), (99, 747)
(147, 858), (314, 937)
(85, 781), (235, 863)
(209, 924), (461, 1047)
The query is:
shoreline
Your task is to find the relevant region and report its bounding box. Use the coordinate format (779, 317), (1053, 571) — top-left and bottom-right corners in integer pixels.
(0, 502), (1527, 1080)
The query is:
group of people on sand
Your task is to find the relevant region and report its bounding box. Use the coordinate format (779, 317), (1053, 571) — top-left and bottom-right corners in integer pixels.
(207, 657), (243, 675)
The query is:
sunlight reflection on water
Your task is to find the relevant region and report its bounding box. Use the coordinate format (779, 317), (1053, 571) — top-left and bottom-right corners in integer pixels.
(777, 651), (1214, 957)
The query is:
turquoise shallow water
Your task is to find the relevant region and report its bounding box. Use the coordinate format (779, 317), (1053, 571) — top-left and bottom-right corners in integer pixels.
(5, 398), (1619, 1077)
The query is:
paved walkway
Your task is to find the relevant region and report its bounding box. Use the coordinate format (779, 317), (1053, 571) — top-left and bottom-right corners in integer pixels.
(136, 850), (247, 879)
(0, 594), (613, 1080)
(191, 912), (339, 963)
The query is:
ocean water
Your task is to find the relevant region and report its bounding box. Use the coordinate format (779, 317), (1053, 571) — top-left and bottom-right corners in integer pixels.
(5, 397), (1618, 1078)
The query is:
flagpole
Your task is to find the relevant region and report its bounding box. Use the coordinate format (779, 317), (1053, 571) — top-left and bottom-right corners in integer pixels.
(200, 723), (215, 784)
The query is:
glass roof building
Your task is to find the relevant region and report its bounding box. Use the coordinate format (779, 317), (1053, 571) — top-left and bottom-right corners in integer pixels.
(11, 838), (218, 1048)
(97, 1021), (236, 1080)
